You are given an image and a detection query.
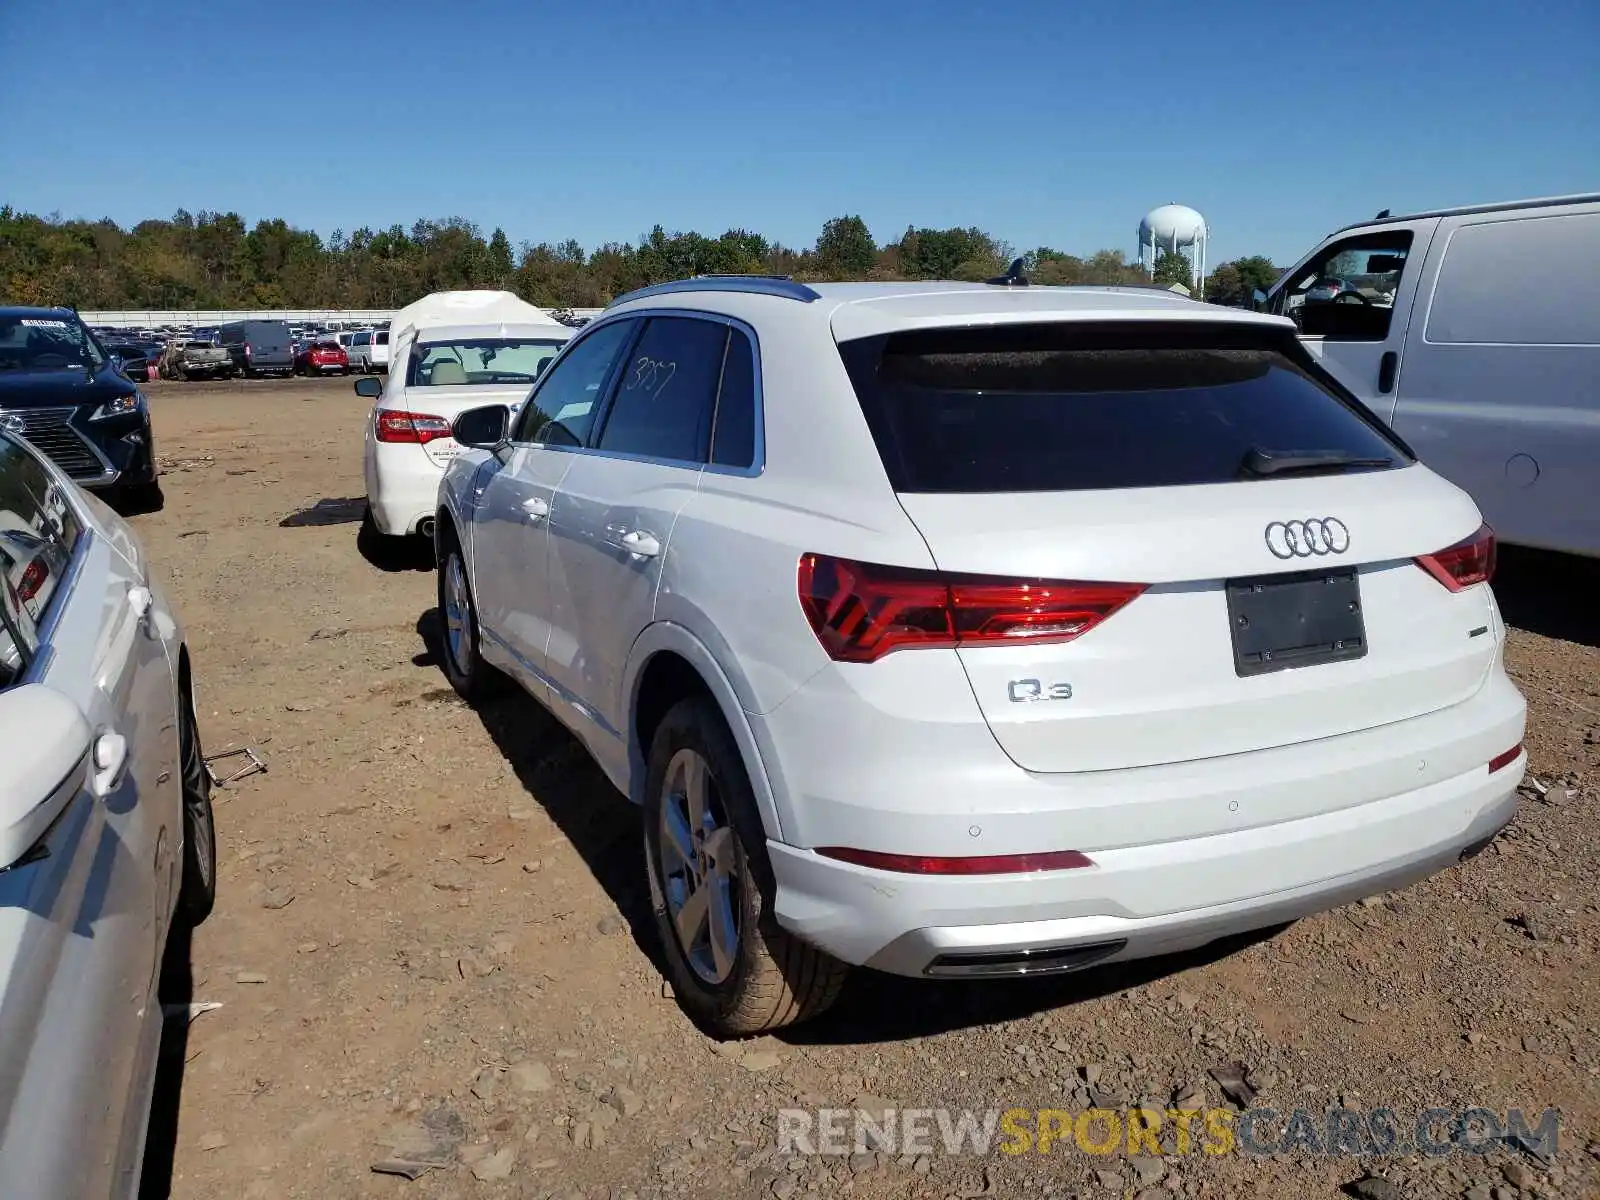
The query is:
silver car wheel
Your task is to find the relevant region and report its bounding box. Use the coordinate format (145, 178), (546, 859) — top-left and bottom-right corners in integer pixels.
(658, 748), (741, 984)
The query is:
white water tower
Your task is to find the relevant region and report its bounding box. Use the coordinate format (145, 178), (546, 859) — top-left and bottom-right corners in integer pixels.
(1138, 204), (1209, 291)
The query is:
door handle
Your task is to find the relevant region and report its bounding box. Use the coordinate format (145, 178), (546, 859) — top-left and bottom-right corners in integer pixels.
(1378, 351), (1398, 395)
(618, 530), (661, 558)
(521, 497), (550, 522)
(91, 731), (128, 798)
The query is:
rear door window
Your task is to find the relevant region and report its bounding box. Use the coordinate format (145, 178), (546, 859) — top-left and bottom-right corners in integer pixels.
(837, 322), (1408, 494)
(594, 316), (727, 464)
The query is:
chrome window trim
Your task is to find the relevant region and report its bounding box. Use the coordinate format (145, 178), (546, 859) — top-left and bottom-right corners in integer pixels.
(510, 308), (765, 478)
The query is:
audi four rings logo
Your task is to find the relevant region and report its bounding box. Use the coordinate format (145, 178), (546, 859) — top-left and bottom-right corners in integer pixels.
(1265, 517), (1351, 559)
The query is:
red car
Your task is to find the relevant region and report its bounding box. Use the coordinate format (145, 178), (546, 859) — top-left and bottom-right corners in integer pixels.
(295, 340), (349, 375)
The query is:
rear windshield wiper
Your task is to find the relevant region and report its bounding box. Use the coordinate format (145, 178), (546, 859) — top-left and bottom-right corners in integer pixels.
(1241, 447), (1394, 478)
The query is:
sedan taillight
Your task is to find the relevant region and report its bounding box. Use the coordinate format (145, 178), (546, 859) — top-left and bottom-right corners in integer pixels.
(797, 554), (1145, 663)
(375, 410), (451, 444)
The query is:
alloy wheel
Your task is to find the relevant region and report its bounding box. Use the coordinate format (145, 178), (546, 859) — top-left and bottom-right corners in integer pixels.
(657, 748), (742, 984)
(443, 553), (474, 679)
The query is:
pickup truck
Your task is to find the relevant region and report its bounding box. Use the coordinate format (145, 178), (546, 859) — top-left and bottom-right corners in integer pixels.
(160, 341), (234, 381)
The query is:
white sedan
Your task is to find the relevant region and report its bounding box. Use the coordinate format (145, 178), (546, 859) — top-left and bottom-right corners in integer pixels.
(361, 291), (571, 540)
(0, 427), (215, 1196)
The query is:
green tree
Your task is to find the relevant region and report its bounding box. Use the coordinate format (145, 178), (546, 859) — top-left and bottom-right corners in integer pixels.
(0, 201), (1283, 313)
(1151, 249), (1193, 291)
(1205, 255), (1279, 306)
(487, 228), (515, 282)
(814, 215), (876, 278)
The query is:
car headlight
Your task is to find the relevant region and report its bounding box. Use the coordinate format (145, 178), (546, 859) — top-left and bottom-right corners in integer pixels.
(90, 391), (145, 421)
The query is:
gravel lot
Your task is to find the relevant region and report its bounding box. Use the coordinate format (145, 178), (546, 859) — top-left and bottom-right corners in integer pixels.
(132, 376), (1599, 1200)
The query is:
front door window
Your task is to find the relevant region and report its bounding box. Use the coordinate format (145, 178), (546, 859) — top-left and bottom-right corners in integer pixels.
(1275, 232), (1413, 340)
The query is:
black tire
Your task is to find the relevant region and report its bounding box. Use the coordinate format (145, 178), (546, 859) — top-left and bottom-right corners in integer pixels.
(177, 680), (217, 923)
(435, 531), (507, 701)
(643, 697), (848, 1036)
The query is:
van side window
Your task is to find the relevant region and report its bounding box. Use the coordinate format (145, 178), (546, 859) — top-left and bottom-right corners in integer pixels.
(1425, 213), (1600, 346)
(1275, 232), (1413, 341)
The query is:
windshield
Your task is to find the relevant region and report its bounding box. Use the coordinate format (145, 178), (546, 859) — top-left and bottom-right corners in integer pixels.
(407, 338), (566, 387)
(0, 315), (103, 373)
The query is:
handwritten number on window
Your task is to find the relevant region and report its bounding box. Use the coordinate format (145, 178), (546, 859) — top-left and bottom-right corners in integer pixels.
(626, 355), (677, 399)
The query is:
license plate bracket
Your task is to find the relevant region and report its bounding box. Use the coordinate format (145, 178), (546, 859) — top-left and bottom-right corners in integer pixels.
(1226, 568), (1366, 677)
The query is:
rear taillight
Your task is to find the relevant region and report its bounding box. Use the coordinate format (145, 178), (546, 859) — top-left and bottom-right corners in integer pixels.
(244, 343), (252, 358)
(797, 554), (1145, 663)
(17, 559), (47, 604)
(375, 409), (451, 444)
(817, 846), (1094, 874)
(1416, 523), (1496, 591)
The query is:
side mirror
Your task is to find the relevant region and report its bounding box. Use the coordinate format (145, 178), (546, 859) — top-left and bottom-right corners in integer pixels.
(353, 377), (383, 398)
(453, 404), (510, 449)
(1251, 288), (1268, 308)
(534, 358), (550, 378)
(0, 684), (92, 868)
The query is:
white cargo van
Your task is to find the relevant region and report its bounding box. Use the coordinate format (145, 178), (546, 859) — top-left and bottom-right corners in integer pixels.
(1266, 193), (1600, 558)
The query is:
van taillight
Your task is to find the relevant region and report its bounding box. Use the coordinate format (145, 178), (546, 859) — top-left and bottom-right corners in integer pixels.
(797, 554), (1145, 663)
(1416, 523), (1496, 591)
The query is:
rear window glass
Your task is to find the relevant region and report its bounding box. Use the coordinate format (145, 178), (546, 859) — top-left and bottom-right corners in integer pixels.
(837, 322), (1407, 493)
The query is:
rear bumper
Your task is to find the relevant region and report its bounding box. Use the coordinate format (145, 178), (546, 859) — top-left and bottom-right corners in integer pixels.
(773, 765), (1517, 977)
(765, 670), (1526, 975)
(366, 442), (442, 536)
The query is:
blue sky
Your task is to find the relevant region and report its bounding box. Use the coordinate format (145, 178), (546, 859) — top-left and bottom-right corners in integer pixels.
(2, 0), (1595, 265)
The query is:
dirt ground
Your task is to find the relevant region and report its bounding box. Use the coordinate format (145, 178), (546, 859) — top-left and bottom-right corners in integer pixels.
(129, 376), (1599, 1200)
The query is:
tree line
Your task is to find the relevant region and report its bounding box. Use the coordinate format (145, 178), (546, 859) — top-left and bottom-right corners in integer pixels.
(0, 205), (1279, 312)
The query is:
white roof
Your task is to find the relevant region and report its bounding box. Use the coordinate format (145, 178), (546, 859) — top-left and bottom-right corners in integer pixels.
(415, 322), (572, 343)
(387, 291), (561, 347)
(611, 280), (1294, 342)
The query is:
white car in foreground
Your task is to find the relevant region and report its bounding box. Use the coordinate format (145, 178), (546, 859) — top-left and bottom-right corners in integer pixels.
(0, 428), (215, 1195)
(433, 274), (1526, 1036)
(361, 291), (572, 539)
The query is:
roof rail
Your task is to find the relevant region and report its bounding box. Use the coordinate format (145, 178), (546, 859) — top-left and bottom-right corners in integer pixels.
(1331, 191), (1600, 236)
(607, 275), (821, 308)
